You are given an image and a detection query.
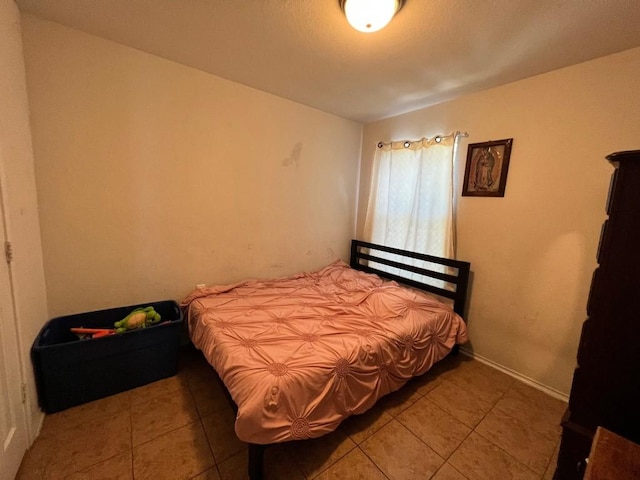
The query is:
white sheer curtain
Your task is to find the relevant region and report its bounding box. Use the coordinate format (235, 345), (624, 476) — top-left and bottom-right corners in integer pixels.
(363, 134), (456, 282)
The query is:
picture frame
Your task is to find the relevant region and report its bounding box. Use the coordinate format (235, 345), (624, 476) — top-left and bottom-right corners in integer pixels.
(462, 138), (513, 197)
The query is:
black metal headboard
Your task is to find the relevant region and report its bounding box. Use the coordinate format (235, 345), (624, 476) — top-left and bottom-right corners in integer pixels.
(350, 239), (471, 318)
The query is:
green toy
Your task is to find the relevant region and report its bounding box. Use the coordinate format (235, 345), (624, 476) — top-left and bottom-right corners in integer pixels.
(114, 306), (162, 333)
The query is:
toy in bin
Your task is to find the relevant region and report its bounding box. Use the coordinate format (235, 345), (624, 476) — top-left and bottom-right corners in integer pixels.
(70, 327), (115, 339)
(114, 306), (162, 333)
(70, 306), (162, 339)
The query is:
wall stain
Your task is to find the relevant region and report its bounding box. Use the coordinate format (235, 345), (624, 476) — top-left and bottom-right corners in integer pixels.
(282, 142), (302, 167)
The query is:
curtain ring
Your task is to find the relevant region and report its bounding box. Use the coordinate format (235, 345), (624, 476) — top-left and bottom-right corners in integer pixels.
(403, 141), (411, 148)
(377, 142), (384, 148)
(435, 136), (442, 143)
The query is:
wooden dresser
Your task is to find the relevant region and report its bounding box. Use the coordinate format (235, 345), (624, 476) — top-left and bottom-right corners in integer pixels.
(554, 150), (640, 479)
(584, 427), (640, 479)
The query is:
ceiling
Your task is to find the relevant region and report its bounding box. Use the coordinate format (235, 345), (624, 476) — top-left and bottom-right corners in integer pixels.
(15, 0), (640, 123)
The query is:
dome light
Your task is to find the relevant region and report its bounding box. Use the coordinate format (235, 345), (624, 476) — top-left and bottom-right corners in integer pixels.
(339, 0), (405, 33)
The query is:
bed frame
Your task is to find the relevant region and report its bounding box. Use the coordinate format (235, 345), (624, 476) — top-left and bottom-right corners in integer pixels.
(350, 240), (470, 317)
(240, 239), (471, 479)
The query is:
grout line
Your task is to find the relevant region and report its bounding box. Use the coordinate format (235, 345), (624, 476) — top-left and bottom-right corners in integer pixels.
(309, 441), (358, 479)
(51, 412), (136, 477)
(184, 355), (225, 478)
(421, 367), (514, 477)
(472, 429), (542, 477)
(432, 458), (473, 480)
(442, 461), (471, 480)
(129, 392), (200, 449)
(356, 445), (392, 479)
(133, 418), (201, 449)
(453, 383), (524, 473)
(199, 414), (219, 471)
(540, 436), (561, 479)
(466, 380), (561, 479)
(446, 414), (475, 470)
(459, 348), (569, 402)
(198, 412), (219, 466)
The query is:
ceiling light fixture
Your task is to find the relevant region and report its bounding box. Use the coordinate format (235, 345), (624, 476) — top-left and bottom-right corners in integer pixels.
(339, 0), (405, 33)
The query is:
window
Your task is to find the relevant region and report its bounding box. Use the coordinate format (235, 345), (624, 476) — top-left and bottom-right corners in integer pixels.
(363, 134), (456, 285)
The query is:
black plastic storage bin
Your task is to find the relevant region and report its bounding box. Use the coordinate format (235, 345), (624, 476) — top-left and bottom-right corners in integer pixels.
(31, 300), (183, 413)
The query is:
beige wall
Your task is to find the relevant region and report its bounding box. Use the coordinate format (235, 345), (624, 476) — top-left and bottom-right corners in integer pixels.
(0, 0), (48, 438)
(358, 47), (640, 395)
(21, 15), (362, 318)
(21, 11), (640, 397)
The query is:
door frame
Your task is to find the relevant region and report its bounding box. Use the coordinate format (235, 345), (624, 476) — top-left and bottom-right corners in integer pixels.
(0, 137), (29, 480)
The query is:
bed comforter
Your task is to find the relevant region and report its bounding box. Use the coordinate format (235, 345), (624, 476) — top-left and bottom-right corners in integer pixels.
(182, 260), (467, 444)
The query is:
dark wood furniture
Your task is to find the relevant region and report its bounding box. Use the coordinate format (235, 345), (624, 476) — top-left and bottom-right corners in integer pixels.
(349, 239), (470, 317)
(244, 240), (471, 480)
(584, 427), (640, 480)
(555, 150), (640, 479)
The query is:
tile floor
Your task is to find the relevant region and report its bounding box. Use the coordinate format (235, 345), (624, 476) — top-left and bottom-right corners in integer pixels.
(16, 346), (566, 479)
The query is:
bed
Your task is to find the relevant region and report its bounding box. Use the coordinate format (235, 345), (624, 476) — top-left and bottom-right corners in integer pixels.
(181, 240), (471, 479)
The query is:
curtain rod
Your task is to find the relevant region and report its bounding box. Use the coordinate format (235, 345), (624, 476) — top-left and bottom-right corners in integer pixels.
(377, 130), (469, 149)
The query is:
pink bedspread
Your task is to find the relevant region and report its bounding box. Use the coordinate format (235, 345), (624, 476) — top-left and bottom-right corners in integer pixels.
(182, 261), (467, 444)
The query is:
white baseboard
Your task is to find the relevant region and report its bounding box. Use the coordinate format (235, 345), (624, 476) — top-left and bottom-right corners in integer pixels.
(459, 347), (570, 403)
(30, 410), (45, 446)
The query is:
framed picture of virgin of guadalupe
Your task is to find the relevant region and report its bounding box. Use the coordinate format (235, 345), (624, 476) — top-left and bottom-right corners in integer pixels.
(462, 138), (513, 197)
